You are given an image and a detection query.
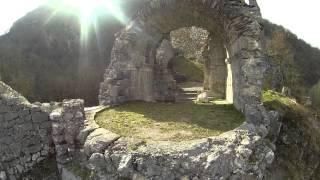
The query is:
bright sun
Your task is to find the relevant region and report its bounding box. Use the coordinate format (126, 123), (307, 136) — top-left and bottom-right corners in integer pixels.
(64, 0), (127, 23)
(52, 0), (128, 42)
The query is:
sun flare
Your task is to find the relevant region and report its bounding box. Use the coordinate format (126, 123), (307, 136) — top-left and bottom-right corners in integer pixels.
(51, 0), (128, 42)
(64, 0), (127, 23)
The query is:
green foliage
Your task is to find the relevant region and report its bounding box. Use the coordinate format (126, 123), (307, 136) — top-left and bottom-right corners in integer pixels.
(263, 20), (320, 99)
(265, 29), (303, 96)
(171, 56), (204, 82)
(311, 81), (320, 109)
(95, 101), (244, 141)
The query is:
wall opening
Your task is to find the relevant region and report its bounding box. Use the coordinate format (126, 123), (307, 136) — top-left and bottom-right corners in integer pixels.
(154, 26), (233, 103)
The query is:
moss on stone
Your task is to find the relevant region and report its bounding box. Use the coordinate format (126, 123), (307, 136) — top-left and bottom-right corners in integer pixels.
(263, 90), (320, 151)
(263, 90), (320, 179)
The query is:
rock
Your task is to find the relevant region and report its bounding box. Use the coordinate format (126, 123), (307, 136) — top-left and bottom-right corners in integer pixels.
(265, 151), (275, 165)
(117, 154), (133, 175)
(281, 87), (291, 96)
(0, 171), (7, 180)
(89, 153), (107, 170)
(196, 92), (209, 103)
(268, 111), (281, 143)
(84, 128), (120, 156)
(77, 122), (100, 145)
(60, 165), (82, 180)
(244, 104), (263, 125)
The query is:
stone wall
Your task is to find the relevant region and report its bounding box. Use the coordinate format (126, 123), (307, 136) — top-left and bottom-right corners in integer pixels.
(170, 27), (209, 62)
(153, 39), (176, 101)
(73, 106), (281, 180)
(0, 81), (55, 179)
(50, 99), (85, 165)
(99, 0), (266, 114)
(203, 36), (227, 98)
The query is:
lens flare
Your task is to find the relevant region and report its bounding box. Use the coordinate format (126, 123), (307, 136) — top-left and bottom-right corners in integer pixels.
(60, 0), (128, 42)
(45, 0), (129, 71)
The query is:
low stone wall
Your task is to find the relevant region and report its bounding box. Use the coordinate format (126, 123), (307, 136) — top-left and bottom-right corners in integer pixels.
(0, 82), (55, 179)
(50, 99), (85, 165)
(70, 106), (281, 180)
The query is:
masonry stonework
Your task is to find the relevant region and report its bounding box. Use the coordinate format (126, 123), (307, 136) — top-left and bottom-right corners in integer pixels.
(0, 82), (54, 179)
(99, 0), (265, 114)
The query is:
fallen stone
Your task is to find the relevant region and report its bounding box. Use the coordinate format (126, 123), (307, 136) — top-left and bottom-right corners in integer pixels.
(0, 171), (7, 180)
(84, 128), (120, 156)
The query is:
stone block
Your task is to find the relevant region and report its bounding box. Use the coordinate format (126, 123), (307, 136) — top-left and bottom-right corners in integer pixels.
(0, 171), (7, 180)
(4, 112), (18, 121)
(84, 128), (120, 156)
(31, 112), (48, 123)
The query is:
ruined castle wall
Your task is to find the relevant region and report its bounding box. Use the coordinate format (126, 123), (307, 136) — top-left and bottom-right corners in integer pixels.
(0, 81), (54, 179)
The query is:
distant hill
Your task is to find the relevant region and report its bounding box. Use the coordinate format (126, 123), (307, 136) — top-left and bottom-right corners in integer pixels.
(262, 20), (320, 102)
(0, 2), (320, 106)
(0, 1), (144, 105)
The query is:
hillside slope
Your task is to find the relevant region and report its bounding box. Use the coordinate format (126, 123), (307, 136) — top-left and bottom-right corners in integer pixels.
(0, 1), (144, 105)
(262, 20), (320, 102)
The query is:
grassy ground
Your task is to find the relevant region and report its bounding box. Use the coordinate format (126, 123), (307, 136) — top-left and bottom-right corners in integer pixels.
(171, 56), (204, 82)
(95, 101), (244, 141)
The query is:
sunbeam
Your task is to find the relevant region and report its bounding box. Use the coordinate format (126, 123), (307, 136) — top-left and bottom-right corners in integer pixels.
(46, 0), (128, 43)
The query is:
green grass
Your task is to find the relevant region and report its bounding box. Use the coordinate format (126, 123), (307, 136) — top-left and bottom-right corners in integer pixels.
(262, 90), (310, 116)
(171, 56), (204, 82)
(95, 101), (244, 141)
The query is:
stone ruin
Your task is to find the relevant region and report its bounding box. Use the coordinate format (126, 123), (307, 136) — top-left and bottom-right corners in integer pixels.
(98, 0), (264, 111)
(0, 0), (283, 179)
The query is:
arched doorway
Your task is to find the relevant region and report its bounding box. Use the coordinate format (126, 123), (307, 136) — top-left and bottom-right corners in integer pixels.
(99, 0), (264, 113)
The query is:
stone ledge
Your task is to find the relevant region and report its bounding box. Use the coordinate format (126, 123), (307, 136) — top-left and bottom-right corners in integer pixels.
(78, 105), (277, 179)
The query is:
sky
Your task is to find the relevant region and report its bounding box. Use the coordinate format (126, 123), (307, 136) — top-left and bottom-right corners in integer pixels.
(0, 0), (319, 48)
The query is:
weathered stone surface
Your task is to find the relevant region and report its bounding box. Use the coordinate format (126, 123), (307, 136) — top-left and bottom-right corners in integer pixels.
(0, 81), (54, 179)
(84, 128), (120, 156)
(0, 171), (6, 180)
(50, 99), (85, 164)
(196, 92), (209, 103)
(85, 127), (274, 180)
(59, 165), (82, 180)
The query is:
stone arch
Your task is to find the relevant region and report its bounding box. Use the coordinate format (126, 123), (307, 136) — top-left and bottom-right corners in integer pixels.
(99, 0), (264, 113)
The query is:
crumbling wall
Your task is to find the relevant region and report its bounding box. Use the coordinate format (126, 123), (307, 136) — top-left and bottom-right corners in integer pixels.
(74, 107), (280, 180)
(50, 99), (85, 165)
(99, 0), (265, 113)
(0, 81), (54, 179)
